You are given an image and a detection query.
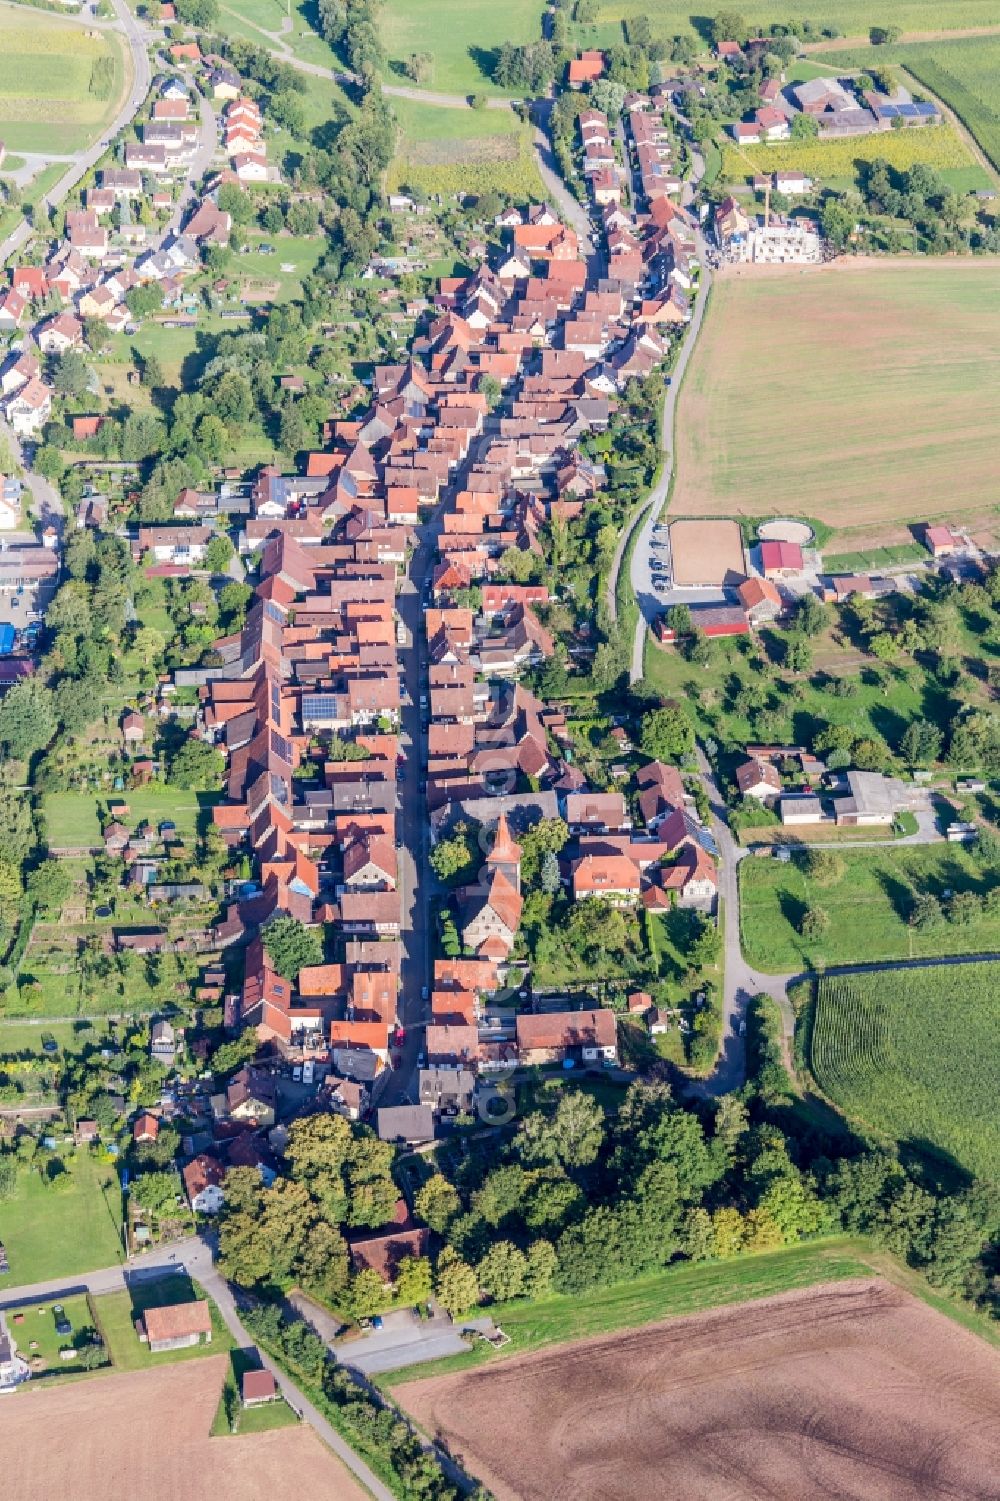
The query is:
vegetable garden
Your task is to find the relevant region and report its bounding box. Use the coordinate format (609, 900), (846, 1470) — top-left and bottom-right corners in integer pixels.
(808, 964), (1000, 1181)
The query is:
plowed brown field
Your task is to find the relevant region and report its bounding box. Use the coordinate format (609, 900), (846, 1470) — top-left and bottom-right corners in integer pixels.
(401, 1279), (1000, 1501)
(671, 259), (1000, 534)
(5, 1356), (370, 1501)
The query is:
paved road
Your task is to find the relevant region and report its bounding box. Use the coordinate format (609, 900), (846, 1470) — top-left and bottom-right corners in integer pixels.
(167, 94), (218, 236)
(532, 96), (597, 266)
(625, 237), (713, 683)
(379, 526), (438, 1107)
(602, 128), (712, 681)
(0, 0), (153, 267)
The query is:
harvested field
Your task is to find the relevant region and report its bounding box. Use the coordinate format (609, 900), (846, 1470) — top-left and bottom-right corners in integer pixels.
(4, 1357), (369, 1501)
(672, 260), (1000, 535)
(401, 1279), (1000, 1501)
(668, 518), (745, 585)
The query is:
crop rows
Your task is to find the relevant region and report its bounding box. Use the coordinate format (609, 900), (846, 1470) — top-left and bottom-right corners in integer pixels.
(721, 122), (973, 185)
(810, 965), (1000, 1182)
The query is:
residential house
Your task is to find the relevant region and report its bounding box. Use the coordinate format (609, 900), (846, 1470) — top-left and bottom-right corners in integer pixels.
(182, 1153), (226, 1213)
(735, 756), (782, 801)
(515, 1009), (618, 1065)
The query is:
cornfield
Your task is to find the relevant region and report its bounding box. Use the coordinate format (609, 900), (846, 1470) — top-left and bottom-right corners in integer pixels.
(810, 965), (1000, 1182)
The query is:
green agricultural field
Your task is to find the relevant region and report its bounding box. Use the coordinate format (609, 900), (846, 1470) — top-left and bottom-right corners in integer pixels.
(0, 1019), (113, 1055)
(740, 844), (1000, 973)
(43, 787), (221, 848)
(671, 262), (1000, 531)
(823, 34), (1000, 174)
(0, 1154), (123, 1290)
(0, 2), (128, 154)
(92, 1274), (233, 1372)
(388, 96), (544, 198)
(382, 0), (545, 95)
(593, 0), (1000, 43)
(720, 121), (977, 188)
(808, 965), (1000, 1180)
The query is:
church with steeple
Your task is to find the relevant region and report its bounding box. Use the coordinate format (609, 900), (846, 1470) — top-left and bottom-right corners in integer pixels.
(460, 812), (524, 963)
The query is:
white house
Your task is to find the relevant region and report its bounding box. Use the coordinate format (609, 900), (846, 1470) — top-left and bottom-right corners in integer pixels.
(6, 377), (53, 437)
(182, 1154), (226, 1214)
(0, 1314), (30, 1390)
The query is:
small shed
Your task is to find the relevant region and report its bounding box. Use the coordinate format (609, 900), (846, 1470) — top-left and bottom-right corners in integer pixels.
(242, 1367), (277, 1406)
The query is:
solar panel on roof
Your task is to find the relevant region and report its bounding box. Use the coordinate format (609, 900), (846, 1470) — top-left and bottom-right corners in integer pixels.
(302, 695), (340, 721)
(879, 103), (899, 117)
(914, 101), (937, 114)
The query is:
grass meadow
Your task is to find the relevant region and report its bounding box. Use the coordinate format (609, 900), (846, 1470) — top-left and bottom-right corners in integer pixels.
(0, 1153), (123, 1290)
(382, 0), (545, 95)
(671, 262), (1000, 531)
(0, 3), (127, 154)
(808, 964), (1000, 1180)
(388, 97), (544, 198)
(739, 844), (1000, 972)
(43, 787), (220, 848)
(383, 1240), (876, 1385)
(591, 0), (1000, 43)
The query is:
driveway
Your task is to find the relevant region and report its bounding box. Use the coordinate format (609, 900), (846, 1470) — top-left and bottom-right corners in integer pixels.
(334, 1307), (496, 1377)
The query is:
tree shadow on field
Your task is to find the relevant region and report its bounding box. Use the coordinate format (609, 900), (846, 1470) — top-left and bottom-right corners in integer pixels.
(873, 868), (915, 924)
(778, 890), (808, 933)
(468, 45), (500, 83)
(900, 1137), (975, 1194)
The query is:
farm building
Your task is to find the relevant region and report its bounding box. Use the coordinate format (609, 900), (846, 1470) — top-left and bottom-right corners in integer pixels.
(139, 1300), (212, 1353)
(737, 576), (783, 623)
(925, 524), (964, 557)
(656, 603), (750, 641)
(760, 540), (803, 577)
(242, 1368), (277, 1406)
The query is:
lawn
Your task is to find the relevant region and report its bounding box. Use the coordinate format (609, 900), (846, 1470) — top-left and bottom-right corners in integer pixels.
(0, 1153), (123, 1291)
(210, 1347), (300, 1435)
(44, 787), (221, 848)
(382, 1238), (873, 1385)
(7, 1293), (110, 1381)
(388, 96), (544, 198)
(740, 844), (1000, 972)
(382, 0), (545, 95)
(92, 1273), (233, 1372)
(0, 1), (128, 154)
(807, 965), (1000, 1180)
(593, 0), (999, 43)
(0, 1019), (112, 1055)
(671, 261), (1000, 532)
(822, 34), (1000, 175)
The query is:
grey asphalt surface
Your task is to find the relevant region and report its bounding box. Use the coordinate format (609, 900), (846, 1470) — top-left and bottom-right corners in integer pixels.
(333, 1307), (496, 1376)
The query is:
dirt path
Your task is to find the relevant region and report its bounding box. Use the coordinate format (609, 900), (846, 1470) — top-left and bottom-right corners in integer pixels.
(803, 23), (1000, 51)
